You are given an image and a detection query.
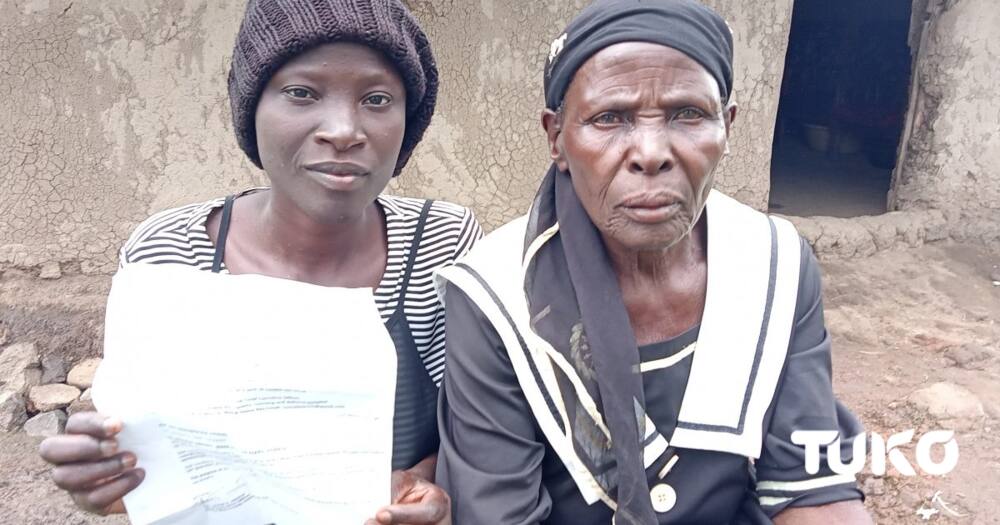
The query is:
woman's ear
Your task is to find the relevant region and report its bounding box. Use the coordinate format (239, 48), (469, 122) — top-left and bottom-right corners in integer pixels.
(722, 101), (738, 156)
(541, 108), (569, 172)
(724, 101), (738, 136)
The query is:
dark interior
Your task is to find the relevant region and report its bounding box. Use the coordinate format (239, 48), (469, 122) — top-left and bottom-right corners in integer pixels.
(769, 0), (914, 217)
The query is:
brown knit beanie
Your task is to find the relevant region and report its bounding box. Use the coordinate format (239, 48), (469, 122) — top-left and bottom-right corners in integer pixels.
(228, 0), (438, 176)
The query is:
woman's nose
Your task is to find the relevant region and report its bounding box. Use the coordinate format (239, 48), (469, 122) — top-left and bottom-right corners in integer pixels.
(313, 106), (366, 152)
(627, 124), (675, 176)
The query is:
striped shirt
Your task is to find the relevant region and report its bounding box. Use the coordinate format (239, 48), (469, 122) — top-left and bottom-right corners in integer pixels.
(119, 189), (483, 385)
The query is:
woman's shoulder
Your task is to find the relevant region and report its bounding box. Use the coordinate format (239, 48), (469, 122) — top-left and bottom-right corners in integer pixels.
(379, 194), (474, 222)
(119, 195), (228, 266)
(380, 195), (482, 237)
(379, 194), (484, 259)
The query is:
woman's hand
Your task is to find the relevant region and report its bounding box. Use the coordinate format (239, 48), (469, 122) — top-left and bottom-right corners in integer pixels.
(366, 467), (451, 525)
(37, 412), (145, 515)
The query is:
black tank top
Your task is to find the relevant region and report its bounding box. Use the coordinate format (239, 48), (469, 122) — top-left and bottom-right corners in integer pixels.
(212, 195), (439, 471)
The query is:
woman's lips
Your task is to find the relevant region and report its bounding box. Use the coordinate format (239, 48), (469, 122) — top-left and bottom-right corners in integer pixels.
(619, 195), (682, 224)
(303, 162), (370, 190)
(620, 202), (682, 223)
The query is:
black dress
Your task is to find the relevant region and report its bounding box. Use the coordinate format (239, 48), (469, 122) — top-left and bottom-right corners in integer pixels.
(437, 238), (864, 524)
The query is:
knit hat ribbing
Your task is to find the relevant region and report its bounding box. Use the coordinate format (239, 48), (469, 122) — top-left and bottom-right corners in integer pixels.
(228, 0), (438, 176)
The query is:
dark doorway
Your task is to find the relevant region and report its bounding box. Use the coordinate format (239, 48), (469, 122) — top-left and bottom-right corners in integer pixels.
(769, 0), (913, 217)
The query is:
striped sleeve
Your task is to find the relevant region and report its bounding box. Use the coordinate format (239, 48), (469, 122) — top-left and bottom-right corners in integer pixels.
(118, 200), (220, 271)
(755, 238), (865, 516)
(391, 198), (483, 386)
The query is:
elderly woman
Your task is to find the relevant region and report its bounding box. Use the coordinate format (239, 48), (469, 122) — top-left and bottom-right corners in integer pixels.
(436, 1), (870, 523)
(38, 1), (480, 524)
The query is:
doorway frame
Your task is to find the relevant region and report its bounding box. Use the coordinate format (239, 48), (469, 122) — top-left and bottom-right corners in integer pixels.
(888, 0), (934, 211)
(770, 0), (929, 216)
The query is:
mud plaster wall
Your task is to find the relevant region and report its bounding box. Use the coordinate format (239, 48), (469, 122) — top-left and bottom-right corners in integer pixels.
(0, 0), (793, 276)
(0, 0), (266, 276)
(892, 0), (1000, 228)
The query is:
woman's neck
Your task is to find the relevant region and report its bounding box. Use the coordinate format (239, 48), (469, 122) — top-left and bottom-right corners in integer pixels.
(223, 189), (387, 287)
(605, 219), (707, 290)
(605, 218), (709, 344)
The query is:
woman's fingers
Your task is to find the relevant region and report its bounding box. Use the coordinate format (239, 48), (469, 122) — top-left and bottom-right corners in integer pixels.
(64, 412), (121, 437)
(39, 434), (118, 465)
(376, 482), (450, 525)
(39, 411), (138, 516)
(69, 468), (145, 515)
(375, 499), (449, 525)
(51, 452), (137, 491)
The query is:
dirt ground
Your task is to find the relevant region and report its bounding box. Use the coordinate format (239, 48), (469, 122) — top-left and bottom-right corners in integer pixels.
(0, 241), (997, 524)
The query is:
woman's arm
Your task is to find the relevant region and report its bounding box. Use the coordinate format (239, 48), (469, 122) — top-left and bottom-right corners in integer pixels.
(774, 500), (873, 524)
(755, 238), (871, 520)
(406, 453), (437, 482)
(435, 283), (552, 525)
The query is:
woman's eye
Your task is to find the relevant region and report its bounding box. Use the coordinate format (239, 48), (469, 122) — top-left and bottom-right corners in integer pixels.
(282, 87), (315, 100)
(675, 108), (705, 121)
(593, 112), (623, 125)
(364, 94), (392, 106)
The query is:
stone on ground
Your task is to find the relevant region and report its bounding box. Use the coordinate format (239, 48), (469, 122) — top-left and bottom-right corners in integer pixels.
(909, 382), (985, 420)
(23, 410), (67, 437)
(945, 344), (993, 369)
(0, 390), (27, 432)
(0, 343), (41, 394)
(39, 261), (62, 279)
(28, 384), (81, 412)
(40, 354), (67, 384)
(67, 358), (101, 390)
(67, 388), (95, 416)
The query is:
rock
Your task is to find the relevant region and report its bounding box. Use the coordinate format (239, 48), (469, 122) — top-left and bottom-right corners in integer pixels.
(0, 342), (42, 394)
(2, 268), (30, 280)
(40, 354), (67, 384)
(28, 384), (80, 412)
(39, 261), (61, 279)
(23, 410), (67, 437)
(67, 358), (101, 390)
(922, 210), (950, 242)
(0, 390), (27, 432)
(899, 489), (923, 510)
(990, 269), (1000, 284)
(0, 326), (8, 346)
(862, 476), (886, 496)
(945, 344), (993, 370)
(789, 217), (822, 247)
(67, 388), (95, 417)
(909, 382), (985, 420)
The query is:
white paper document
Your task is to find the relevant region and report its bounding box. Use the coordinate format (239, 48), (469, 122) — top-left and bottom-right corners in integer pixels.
(92, 263), (397, 525)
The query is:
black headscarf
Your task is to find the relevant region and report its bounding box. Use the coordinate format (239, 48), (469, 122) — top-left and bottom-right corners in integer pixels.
(544, 0), (733, 109)
(524, 1), (734, 523)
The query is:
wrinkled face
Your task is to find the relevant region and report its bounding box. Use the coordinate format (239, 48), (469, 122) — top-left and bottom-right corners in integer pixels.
(255, 42), (406, 221)
(545, 42), (734, 253)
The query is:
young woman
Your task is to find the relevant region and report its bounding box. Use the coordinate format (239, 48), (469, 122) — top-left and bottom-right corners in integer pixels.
(38, 1), (480, 524)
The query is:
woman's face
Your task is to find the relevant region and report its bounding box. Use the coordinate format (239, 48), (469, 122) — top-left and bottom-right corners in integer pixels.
(544, 42), (734, 253)
(255, 42), (406, 222)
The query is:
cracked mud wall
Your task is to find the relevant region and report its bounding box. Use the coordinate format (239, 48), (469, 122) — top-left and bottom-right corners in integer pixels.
(395, 0), (794, 227)
(892, 0), (1000, 234)
(0, 0), (262, 276)
(0, 0), (793, 276)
